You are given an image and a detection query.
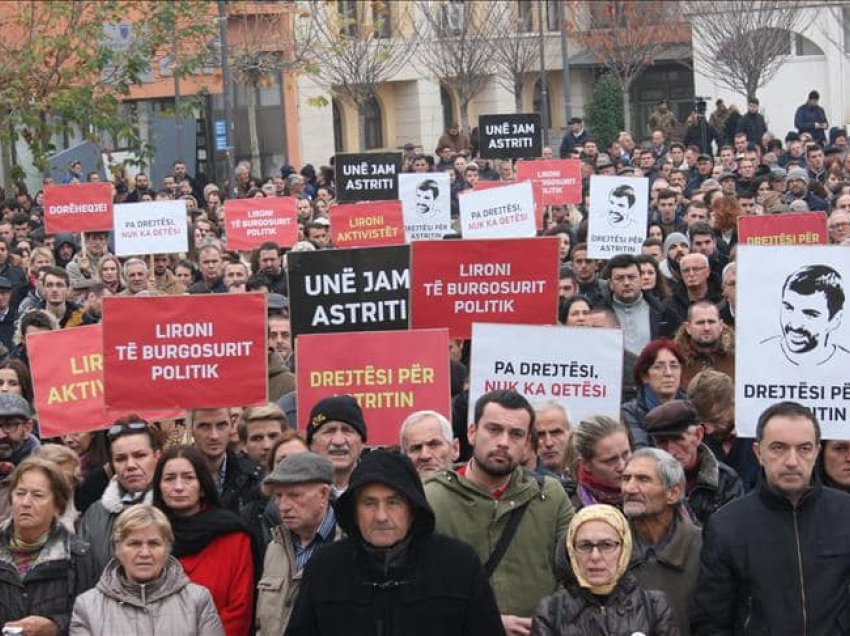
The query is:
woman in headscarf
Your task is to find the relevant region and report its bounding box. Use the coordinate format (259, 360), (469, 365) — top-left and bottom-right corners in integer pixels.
(531, 504), (678, 635)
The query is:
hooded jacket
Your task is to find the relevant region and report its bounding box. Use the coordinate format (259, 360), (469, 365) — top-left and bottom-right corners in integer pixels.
(70, 556), (224, 636)
(285, 449), (505, 636)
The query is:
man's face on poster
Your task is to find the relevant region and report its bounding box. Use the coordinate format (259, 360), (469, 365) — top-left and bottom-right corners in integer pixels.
(781, 288), (841, 354)
(607, 193), (632, 225)
(415, 187), (435, 216)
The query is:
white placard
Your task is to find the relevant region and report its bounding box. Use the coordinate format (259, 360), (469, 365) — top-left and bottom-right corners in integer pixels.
(736, 245), (850, 439)
(587, 175), (648, 259)
(113, 201), (189, 257)
(468, 323), (623, 425)
(459, 181), (536, 239)
(399, 173), (452, 241)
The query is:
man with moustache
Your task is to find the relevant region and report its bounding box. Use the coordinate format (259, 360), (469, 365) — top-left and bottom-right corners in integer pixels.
(0, 395), (40, 520)
(306, 395), (367, 497)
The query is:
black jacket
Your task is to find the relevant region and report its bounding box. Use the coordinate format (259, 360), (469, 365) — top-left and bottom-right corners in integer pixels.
(736, 112), (767, 145)
(285, 449), (505, 636)
(559, 130), (591, 158)
(691, 479), (850, 635)
(220, 449), (264, 516)
(660, 274), (723, 338)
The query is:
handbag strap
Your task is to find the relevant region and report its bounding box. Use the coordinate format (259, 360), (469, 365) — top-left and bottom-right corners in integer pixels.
(483, 473), (545, 578)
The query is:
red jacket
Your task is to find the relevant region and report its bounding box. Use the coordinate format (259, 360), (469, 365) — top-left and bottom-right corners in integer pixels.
(179, 531), (254, 636)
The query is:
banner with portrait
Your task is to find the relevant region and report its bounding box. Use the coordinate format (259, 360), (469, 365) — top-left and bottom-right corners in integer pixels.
(587, 175), (648, 259)
(398, 173), (452, 241)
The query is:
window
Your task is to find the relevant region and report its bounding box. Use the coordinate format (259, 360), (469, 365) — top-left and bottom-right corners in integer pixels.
(844, 6), (850, 54)
(793, 33), (824, 57)
(441, 84), (455, 131)
(333, 99), (344, 152)
(362, 97), (383, 150)
(338, 0), (357, 37)
(439, 0), (464, 36)
(545, 0), (560, 32)
(518, 1), (533, 33)
(372, 1), (391, 38)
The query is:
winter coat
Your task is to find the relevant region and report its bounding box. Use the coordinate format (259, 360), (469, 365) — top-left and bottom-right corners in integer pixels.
(285, 449), (505, 636)
(673, 322), (735, 387)
(621, 385), (689, 448)
(559, 130), (592, 158)
(629, 518), (702, 636)
(0, 520), (97, 635)
(736, 113), (767, 145)
(220, 449), (265, 516)
(686, 444), (744, 526)
(795, 102), (828, 144)
(79, 479), (153, 572)
(691, 479), (850, 635)
(683, 120), (722, 155)
(530, 574), (679, 636)
(659, 275), (723, 338)
(425, 466), (574, 617)
(70, 557), (224, 636)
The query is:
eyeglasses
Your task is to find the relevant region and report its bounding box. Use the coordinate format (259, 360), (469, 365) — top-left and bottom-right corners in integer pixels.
(681, 266), (707, 274)
(574, 540), (621, 555)
(649, 362), (681, 374)
(0, 418), (27, 434)
(107, 421), (148, 441)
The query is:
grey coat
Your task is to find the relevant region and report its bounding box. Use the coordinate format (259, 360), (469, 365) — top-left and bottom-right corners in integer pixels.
(70, 556), (224, 636)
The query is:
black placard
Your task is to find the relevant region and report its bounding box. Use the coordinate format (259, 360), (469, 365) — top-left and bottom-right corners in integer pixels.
(288, 245), (410, 338)
(478, 113), (542, 159)
(335, 152), (402, 203)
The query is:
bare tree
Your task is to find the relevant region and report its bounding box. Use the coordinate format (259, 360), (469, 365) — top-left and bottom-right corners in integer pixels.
(489, 3), (550, 113)
(229, 3), (317, 172)
(568, 0), (684, 132)
(307, 0), (418, 151)
(686, 1), (811, 101)
(413, 1), (498, 136)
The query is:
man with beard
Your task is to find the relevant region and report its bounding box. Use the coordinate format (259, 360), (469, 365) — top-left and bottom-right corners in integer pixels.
(425, 390), (573, 635)
(688, 369), (758, 491)
(606, 184), (637, 228)
(0, 394), (40, 519)
(400, 410), (459, 479)
(623, 448), (702, 635)
(643, 400), (743, 526)
(674, 301), (735, 386)
(415, 179), (440, 217)
(760, 264), (850, 367)
(258, 242), (287, 295)
(306, 395), (367, 497)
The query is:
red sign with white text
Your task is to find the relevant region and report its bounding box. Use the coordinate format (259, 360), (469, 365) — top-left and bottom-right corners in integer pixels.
(331, 201), (405, 248)
(410, 237), (560, 339)
(296, 329), (451, 446)
(103, 293), (267, 409)
(224, 197), (298, 250)
(516, 159), (582, 205)
(29, 325), (182, 437)
(43, 183), (113, 233)
(475, 179), (544, 229)
(737, 212), (827, 246)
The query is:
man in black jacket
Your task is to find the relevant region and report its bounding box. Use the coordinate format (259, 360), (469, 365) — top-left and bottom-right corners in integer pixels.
(286, 449), (505, 636)
(691, 401), (850, 635)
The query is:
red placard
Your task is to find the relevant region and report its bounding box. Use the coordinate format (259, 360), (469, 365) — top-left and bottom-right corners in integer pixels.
(103, 293), (268, 409)
(331, 201), (405, 248)
(516, 159), (582, 205)
(737, 212), (827, 246)
(475, 180), (544, 229)
(296, 329), (451, 446)
(43, 183), (113, 233)
(224, 197), (298, 250)
(29, 325), (182, 437)
(410, 237), (560, 339)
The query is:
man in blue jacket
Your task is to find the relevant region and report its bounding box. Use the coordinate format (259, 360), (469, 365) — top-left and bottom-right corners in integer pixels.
(794, 90), (828, 145)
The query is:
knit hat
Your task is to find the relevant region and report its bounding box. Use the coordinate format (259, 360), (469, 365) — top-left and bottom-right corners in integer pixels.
(306, 395), (367, 445)
(787, 167), (809, 184)
(263, 452), (333, 486)
(663, 232), (689, 255)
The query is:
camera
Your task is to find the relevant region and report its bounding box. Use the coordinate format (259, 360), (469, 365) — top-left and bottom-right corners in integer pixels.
(694, 97), (709, 115)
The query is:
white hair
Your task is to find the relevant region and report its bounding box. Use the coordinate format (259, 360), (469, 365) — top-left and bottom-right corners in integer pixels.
(533, 399), (571, 425)
(399, 410), (453, 451)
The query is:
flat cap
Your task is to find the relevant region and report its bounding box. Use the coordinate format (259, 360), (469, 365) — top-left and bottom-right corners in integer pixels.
(0, 393), (32, 419)
(718, 171), (736, 182)
(263, 452), (333, 486)
(643, 400), (698, 437)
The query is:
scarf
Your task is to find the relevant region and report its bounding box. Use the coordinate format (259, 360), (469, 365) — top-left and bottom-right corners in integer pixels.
(167, 506), (245, 558)
(566, 504), (632, 596)
(577, 465), (623, 506)
(9, 530), (49, 576)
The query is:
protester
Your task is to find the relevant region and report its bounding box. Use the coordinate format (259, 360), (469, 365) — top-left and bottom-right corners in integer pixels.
(70, 504), (224, 636)
(305, 395), (367, 496)
(565, 415), (631, 510)
(399, 410), (459, 479)
(0, 393), (41, 521)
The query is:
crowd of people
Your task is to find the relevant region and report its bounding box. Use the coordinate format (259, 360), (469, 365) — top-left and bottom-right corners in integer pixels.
(0, 85), (845, 635)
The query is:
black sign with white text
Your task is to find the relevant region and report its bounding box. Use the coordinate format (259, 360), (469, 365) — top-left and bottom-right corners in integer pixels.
(478, 113), (542, 159)
(335, 152), (401, 203)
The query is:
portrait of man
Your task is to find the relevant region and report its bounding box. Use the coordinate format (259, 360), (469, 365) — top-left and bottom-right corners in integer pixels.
(415, 179), (439, 217)
(606, 184), (637, 228)
(760, 264), (849, 366)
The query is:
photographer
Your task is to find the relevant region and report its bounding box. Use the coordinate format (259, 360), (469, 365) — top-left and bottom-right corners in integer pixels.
(684, 98), (723, 156)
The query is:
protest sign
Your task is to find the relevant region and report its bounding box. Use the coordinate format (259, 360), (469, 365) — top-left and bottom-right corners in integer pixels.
(296, 329), (451, 446)
(737, 212), (827, 246)
(398, 173), (452, 241)
(29, 325), (182, 437)
(103, 293), (267, 409)
(478, 113), (542, 159)
(469, 323), (623, 424)
(331, 201), (405, 248)
(587, 175), (649, 258)
(288, 245), (409, 339)
(224, 197), (297, 250)
(736, 245), (850, 438)
(335, 152), (401, 203)
(460, 181), (536, 238)
(474, 179), (545, 229)
(516, 159), (582, 205)
(43, 183), (113, 234)
(410, 237), (559, 339)
(114, 201), (189, 256)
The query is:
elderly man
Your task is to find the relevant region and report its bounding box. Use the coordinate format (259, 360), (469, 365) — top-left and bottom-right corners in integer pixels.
(623, 447), (702, 636)
(661, 252), (722, 337)
(827, 208), (850, 244)
(643, 400), (743, 525)
(306, 395), (367, 497)
(400, 410), (458, 479)
(286, 449), (504, 636)
(257, 452), (340, 636)
(533, 400), (571, 479)
(0, 394), (40, 520)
